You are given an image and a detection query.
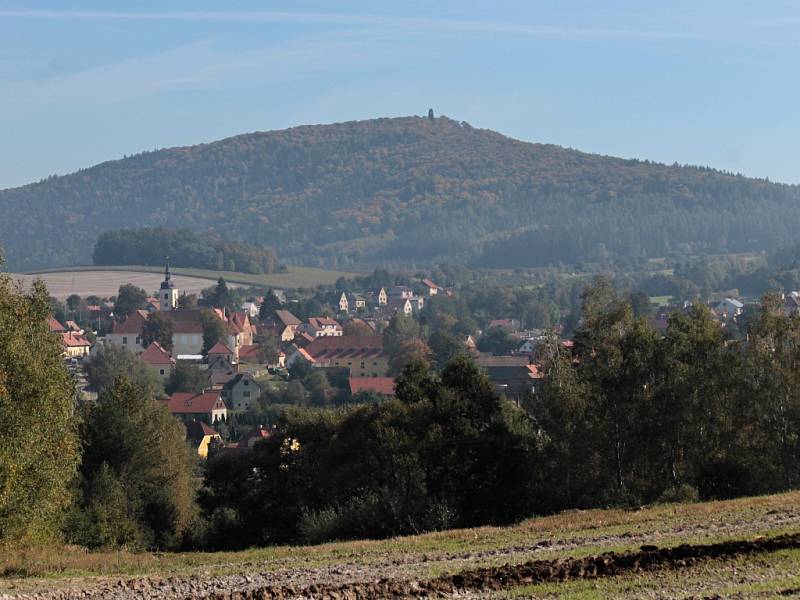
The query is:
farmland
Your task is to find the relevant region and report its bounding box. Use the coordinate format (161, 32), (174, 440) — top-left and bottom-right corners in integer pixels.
(2, 490), (800, 598)
(5, 265), (359, 299)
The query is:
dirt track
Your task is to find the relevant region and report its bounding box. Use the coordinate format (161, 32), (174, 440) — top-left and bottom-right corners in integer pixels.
(191, 533), (800, 599)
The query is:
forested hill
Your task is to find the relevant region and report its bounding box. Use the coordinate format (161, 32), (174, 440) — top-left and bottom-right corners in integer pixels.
(1, 115), (799, 271)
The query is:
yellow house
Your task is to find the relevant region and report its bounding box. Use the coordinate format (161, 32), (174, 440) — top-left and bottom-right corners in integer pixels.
(61, 332), (91, 358)
(184, 420), (222, 459)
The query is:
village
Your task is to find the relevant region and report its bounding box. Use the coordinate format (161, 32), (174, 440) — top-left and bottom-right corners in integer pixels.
(46, 258), (800, 461)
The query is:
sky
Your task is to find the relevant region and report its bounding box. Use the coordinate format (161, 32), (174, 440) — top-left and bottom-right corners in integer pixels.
(1, 1), (800, 188)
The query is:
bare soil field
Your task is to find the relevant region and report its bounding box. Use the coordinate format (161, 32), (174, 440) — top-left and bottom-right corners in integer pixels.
(3, 491), (800, 599)
(23, 265), (359, 291)
(5, 271), (237, 299)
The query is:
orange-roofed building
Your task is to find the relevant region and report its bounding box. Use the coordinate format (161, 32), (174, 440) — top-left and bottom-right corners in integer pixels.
(139, 341), (175, 380)
(48, 316), (66, 333)
(61, 332), (91, 358)
(297, 335), (388, 377)
(165, 390), (227, 424)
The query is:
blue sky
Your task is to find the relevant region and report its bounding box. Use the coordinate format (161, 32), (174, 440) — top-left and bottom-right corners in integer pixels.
(1, 1), (799, 188)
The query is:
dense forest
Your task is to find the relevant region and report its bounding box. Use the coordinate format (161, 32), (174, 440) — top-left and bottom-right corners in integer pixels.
(93, 228), (281, 274)
(2, 115), (800, 271)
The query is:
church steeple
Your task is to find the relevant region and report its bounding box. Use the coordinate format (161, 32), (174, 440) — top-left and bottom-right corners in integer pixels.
(159, 256), (179, 310)
(160, 256), (175, 290)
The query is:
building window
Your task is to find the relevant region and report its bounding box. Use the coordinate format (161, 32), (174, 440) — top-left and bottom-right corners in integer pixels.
(243, 380), (249, 386)
(159, 369), (165, 375)
(122, 336), (127, 345)
(243, 391), (251, 397)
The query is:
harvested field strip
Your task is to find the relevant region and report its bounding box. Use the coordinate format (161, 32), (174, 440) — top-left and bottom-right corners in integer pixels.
(198, 533), (800, 600)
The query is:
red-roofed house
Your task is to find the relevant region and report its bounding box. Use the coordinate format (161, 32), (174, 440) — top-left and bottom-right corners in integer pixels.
(273, 310), (302, 341)
(61, 332), (91, 358)
(184, 420), (222, 458)
(299, 317), (343, 338)
(165, 390), (227, 423)
(207, 341), (235, 362)
(349, 377), (395, 397)
(106, 310), (150, 353)
(48, 316), (66, 333)
(421, 279), (443, 297)
(139, 342), (175, 380)
(297, 335), (388, 377)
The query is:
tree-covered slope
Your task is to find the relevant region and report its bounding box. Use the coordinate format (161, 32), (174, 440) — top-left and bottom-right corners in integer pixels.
(1, 115), (798, 271)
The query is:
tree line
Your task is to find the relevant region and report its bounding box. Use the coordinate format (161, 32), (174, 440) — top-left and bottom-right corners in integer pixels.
(93, 228), (282, 274)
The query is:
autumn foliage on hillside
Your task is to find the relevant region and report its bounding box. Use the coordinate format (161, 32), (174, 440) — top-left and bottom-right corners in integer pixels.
(1, 116), (799, 270)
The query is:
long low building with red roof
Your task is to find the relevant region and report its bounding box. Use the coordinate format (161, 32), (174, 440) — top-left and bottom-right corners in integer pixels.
(291, 335), (389, 377)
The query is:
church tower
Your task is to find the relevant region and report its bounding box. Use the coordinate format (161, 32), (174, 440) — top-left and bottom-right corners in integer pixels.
(160, 259), (179, 310)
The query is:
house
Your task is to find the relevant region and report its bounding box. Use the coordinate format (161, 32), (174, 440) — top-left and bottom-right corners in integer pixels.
(421, 279), (442, 297)
(301, 335), (389, 377)
(207, 341), (235, 363)
(332, 292), (350, 312)
(388, 285), (414, 301)
(64, 320), (83, 334)
(61, 332), (91, 358)
(242, 301), (260, 318)
(475, 355), (541, 399)
(165, 390), (228, 423)
(144, 297), (161, 313)
(226, 311), (255, 356)
(139, 341), (175, 380)
(285, 346), (315, 369)
(715, 298), (744, 319)
(184, 420), (222, 459)
(300, 317), (343, 338)
(273, 310), (302, 341)
(387, 298), (413, 316)
(222, 372), (262, 411)
(48, 316), (66, 333)
(106, 310), (149, 353)
(237, 343), (261, 364)
(169, 310), (207, 355)
(349, 377), (395, 397)
(376, 287), (388, 306)
(348, 293), (367, 311)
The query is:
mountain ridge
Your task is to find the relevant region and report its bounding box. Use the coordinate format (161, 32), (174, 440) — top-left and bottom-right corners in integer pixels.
(1, 115), (798, 271)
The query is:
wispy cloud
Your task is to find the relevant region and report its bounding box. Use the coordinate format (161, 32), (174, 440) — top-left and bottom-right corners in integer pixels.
(0, 9), (694, 42)
(0, 27), (415, 108)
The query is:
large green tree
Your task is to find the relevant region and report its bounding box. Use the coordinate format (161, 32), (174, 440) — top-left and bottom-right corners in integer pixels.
(114, 284), (147, 321)
(66, 376), (198, 549)
(85, 344), (163, 397)
(140, 311), (174, 351)
(0, 273), (80, 547)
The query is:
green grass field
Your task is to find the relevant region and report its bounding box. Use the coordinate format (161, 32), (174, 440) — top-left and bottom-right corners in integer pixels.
(3, 490), (800, 597)
(23, 264), (360, 289)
